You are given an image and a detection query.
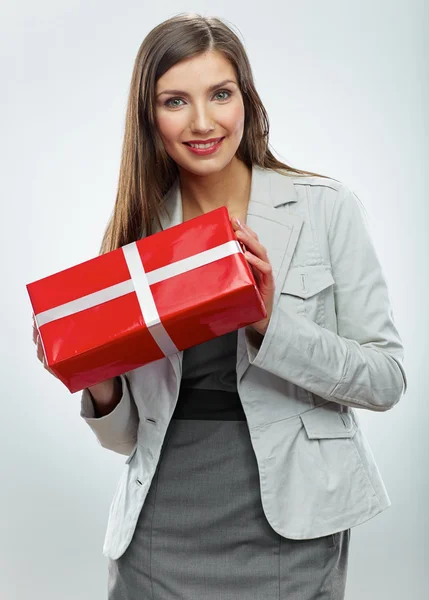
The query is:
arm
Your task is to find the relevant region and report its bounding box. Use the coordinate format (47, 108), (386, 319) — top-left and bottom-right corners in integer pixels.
(80, 373), (139, 455)
(245, 184), (407, 412)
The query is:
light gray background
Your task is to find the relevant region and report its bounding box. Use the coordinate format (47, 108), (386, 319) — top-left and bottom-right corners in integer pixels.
(1, 1), (427, 598)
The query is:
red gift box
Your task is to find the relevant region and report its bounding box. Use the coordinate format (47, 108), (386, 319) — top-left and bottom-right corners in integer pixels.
(26, 206), (267, 393)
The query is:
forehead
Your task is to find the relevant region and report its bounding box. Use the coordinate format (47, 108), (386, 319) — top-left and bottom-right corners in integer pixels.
(155, 51), (236, 90)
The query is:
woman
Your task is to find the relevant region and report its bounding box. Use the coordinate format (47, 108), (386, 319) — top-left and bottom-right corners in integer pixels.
(33, 12), (407, 600)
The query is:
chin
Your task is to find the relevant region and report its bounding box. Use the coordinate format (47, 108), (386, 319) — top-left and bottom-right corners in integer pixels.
(187, 160), (234, 176)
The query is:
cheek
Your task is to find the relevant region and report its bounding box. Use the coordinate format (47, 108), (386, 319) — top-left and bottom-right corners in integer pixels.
(155, 113), (183, 144)
(226, 103), (245, 136)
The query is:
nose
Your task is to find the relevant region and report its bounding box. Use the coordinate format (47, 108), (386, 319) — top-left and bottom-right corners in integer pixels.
(190, 102), (215, 134)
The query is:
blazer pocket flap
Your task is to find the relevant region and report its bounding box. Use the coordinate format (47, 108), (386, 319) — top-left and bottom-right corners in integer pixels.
(282, 265), (335, 299)
(300, 407), (357, 439)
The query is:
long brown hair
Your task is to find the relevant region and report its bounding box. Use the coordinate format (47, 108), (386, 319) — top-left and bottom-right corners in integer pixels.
(99, 12), (330, 255)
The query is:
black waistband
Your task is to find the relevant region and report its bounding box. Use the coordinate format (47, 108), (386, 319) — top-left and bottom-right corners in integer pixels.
(172, 387), (246, 421)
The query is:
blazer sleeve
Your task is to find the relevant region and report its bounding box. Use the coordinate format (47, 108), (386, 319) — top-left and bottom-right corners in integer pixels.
(80, 373), (139, 456)
(245, 183), (407, 412)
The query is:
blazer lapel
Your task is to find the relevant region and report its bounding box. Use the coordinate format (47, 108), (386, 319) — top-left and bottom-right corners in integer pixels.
(152, 165), (304, 381)
(236, 166), (303, 379)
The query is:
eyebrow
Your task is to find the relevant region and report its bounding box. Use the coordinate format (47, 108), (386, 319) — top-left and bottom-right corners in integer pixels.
(156, 79), (238, 98)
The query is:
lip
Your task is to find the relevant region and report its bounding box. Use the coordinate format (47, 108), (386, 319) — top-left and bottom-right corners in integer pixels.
(183, 137), (224, 144)
(184, 137), (225, 156)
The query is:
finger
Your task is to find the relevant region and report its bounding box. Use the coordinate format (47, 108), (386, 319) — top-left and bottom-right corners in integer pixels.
(236, 230), (267, 259)
(35, 339), (57, 379)
(36, 338), (45, 364)
(33, 322), (38, 345)
(230, 218), (259, 241)
(230, 217), (241, 231)
(240, 222), (259, 241)
(40, 351), (52, 373)
(247, 259), (261, 283)
(244, 251), (273, 276)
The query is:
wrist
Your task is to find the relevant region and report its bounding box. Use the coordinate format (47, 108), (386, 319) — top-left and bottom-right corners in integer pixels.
(88, 377), (121, 405)
(251, 318), (269, 336)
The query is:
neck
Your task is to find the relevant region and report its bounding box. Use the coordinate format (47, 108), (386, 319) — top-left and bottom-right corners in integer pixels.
(179, 157), (252, 222)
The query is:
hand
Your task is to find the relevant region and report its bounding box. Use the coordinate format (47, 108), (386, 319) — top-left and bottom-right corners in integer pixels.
(231, 217), (275, 336)
(32, 314), (58, 379)
(33, 315), (118, 398)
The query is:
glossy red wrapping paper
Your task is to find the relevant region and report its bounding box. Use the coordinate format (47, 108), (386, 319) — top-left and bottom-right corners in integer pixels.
(26, 207), (267, 393)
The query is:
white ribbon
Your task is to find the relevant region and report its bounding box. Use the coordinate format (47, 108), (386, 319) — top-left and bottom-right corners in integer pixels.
(35, 239), (243, 357)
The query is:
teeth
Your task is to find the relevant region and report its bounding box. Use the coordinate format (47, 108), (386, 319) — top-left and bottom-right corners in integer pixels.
(188, 139), (221, 149)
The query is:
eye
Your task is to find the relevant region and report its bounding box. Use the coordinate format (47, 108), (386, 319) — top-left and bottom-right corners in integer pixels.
(165, 97), (184, 108)
(164, 89), (232, 108)
(214, 89), (231, 101)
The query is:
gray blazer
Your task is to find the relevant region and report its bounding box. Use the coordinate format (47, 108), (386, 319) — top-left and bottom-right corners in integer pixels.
(81, 164), (407, 560)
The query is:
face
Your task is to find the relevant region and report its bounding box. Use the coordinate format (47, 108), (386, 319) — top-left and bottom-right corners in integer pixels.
(154, 51), (245, 176)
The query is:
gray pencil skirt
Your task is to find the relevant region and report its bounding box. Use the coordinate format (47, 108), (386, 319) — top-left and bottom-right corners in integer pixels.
(108, 390), (350, 600)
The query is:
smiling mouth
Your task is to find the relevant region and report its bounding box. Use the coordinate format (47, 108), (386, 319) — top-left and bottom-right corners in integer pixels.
(183, 137), (225, 147)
